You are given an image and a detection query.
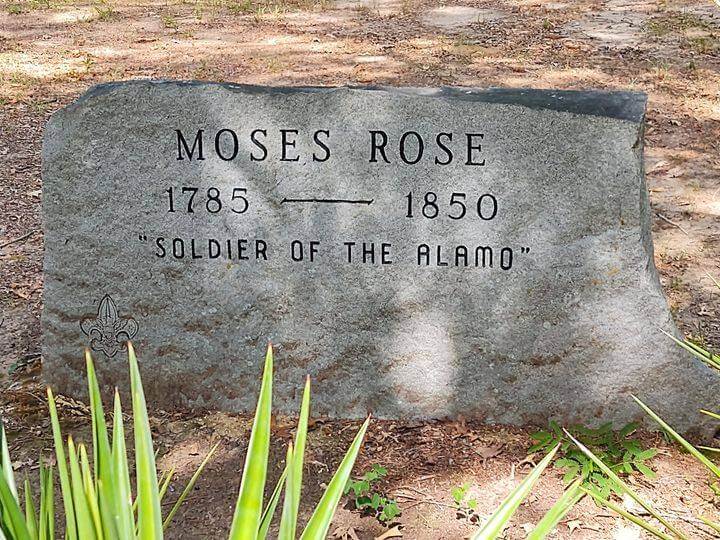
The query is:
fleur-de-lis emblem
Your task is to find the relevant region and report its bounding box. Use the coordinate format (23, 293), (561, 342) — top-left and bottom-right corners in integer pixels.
(80, 295), (139, 358)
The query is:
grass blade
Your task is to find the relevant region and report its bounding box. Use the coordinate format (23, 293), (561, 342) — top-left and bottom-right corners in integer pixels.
(128, 342), (163, 539)
(705, 271), (720, 290)
(47, 388), (77, 539)
(633, 396), (720, 479)
(277, 444), (296, 540)
(228, 344), (274, 540)
(581, 487), (673, 540)
(257, 465), (288, 540)
(527, 476), (584, 539)
(300, 416), (371, 540)
(163, 442), (219, 530)
(472, 444), (560, 540)
(158, 469), (175, 503)
(565, 429), (687, 539)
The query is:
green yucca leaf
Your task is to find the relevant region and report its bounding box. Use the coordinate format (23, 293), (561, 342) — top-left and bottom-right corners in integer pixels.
(275, 376), (311, 540)
(128, 342), (163, 540)
(1, 418), (23, 540)
(80, 444), (103, 538)
(277, 444), (296, 540)
(699, 515), (720, 534)
(632, 396), (720, 479)
(39, 464), (54, 540)
(86, 350), (111, 481)
(86, 351), (121, 540)
(229, 343), (274, 540)
(257, 465), (288, 540)
(163, 442), (220, 531)
(67, 438), (96, 539)
(527, 476), (583, 539)
(564, 429), (687, 539)
(471, 444), (560, 540)
(581, 487), (673, 540)
(24, 477), (38, 539)
(0, 471), (30, 540)
(660, 330), (720, 370)
(293, 377), (311, 519)
(300, 416), (371, 540)
(111, 389), (134, 540)
(701, 410), (720, 421)
(0, 421), (17, 501)
(47, 388), (78, 540)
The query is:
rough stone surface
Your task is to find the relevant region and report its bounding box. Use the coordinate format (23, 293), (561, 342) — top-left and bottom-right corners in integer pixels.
(42, 81), (718, 433)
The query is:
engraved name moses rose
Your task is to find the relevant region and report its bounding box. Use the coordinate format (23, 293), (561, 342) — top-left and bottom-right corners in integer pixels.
(42, 82), (718, 432)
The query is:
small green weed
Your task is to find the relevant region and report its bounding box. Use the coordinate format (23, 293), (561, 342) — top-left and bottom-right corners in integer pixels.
(344, 464), (401, 524)
(451, 482), (479, 523)
(93, 0), (116, 21)
(227, 0), (253, 14)
(645, 12), (711, 37)
(529, 421), (658, 500)
(161, 14), (179, 29)
(687, 35), (719, 55)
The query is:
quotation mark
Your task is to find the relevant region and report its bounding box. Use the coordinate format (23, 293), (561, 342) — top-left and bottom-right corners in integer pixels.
(521, 247), (530, 254)
(138, 234), (148, 243)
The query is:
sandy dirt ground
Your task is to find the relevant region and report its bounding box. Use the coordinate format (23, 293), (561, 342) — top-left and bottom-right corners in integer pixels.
(1, 0), (719, 538)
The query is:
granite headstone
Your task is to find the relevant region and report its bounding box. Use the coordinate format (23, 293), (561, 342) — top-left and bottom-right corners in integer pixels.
(42, 81), (718, 433)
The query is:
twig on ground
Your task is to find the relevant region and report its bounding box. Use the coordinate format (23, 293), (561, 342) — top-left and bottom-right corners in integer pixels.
(0, 230), (37, 250)
(656, 213), (690, 236)
(393, 491), (456, 510)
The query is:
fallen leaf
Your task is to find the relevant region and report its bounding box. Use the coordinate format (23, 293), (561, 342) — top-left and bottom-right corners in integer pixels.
(649, 160), (669, 173)
(474, 443), (504, 460)
(331, 526), (361, 540)
(375, 525), (403, 539)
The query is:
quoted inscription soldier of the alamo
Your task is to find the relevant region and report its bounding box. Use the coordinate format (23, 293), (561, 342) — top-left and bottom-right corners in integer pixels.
(42, 81), (718, 431)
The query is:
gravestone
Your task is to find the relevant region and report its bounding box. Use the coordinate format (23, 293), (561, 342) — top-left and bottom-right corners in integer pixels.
(42, 81), (718, 433)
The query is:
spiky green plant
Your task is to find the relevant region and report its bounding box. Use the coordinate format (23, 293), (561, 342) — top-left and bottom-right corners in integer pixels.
(565, 428), (690, 539)
(0, 345), (216, 540)
(1, 343), (369, 540)
(526, 477), (584, 539)
(469, 444), (560, 540)
(228, 343), (370, 540)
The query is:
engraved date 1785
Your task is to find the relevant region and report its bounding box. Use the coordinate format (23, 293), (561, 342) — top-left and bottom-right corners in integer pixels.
(165, 186), (249, 214)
